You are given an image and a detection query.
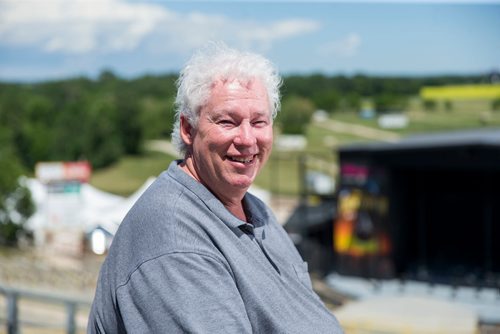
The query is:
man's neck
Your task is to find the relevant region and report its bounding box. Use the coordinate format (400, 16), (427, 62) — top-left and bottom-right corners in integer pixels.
(223, 200), (247, 223)
(178, 158), (248, 222)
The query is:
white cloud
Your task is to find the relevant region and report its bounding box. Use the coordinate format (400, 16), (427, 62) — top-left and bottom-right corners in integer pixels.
(0, 0), (170, 53)
(318, 33), (362, 57)
(240, 19), (321, 51)
(0, 0), (320, 54)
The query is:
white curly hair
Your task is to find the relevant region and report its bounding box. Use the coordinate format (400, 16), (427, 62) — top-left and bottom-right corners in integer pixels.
(171, 42), (283, 156)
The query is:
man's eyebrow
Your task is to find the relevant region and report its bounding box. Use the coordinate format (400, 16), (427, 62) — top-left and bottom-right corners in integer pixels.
(210, 109), (270, 118)
(208, 109), (232, 118)
(253, 111), (272, 119)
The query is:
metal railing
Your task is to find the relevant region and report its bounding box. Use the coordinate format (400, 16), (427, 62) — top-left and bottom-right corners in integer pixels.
(0, 284), (92, 334)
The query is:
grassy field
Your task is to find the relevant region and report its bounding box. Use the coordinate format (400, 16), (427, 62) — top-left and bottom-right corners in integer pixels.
(90, 151), (176, 196)
(91, 97), (500, 196)
(332, 102), (500, 137)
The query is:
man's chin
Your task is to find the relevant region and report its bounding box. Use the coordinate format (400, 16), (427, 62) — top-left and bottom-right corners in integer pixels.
(230, 177), (254, 190)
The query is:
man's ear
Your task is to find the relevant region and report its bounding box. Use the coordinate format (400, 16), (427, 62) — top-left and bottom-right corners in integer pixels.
(180, 115), (194, 146)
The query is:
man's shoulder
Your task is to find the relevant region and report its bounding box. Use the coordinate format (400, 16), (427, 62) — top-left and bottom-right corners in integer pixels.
(103, 169), (224, 283)
(114, 174), (216, 252)
(131, 167), (185, 208)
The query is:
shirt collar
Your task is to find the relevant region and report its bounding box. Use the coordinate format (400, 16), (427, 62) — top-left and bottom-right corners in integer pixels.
(166, 160), (267, 231)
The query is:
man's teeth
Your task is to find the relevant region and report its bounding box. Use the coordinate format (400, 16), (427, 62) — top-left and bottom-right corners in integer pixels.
(230, 156), (254, 163)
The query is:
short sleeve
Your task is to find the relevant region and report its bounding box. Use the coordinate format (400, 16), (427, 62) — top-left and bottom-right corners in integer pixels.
(115, 252), (253, 334)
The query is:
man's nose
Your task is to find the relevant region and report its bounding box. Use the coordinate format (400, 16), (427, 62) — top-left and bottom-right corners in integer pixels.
(234, 122), (256, 146)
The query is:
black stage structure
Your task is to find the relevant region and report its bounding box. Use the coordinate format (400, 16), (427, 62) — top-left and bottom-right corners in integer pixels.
(286, 128), (500, 288)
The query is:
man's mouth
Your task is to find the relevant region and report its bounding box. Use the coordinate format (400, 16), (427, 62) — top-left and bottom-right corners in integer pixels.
(228, 155), (255, 164)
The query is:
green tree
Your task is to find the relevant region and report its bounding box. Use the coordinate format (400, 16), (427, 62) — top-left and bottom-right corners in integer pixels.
(84, 94), (123, 167)
(140, 96), (176, 139)
(342, 92), (362, 112)
(115, 87), (144, 154)
(278, 96), (315, 135)
(492, 98), (500, 111)
(423, 99), (437, 112)
(374, 94), (408, 113)
(0, 128), (35, 246)
(444, 100), (453, 112)
(312, 91), (340, 113)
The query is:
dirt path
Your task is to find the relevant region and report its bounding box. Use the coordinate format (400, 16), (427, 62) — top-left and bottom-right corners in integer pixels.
(314, 119), (401, 142)
(146, 139), (180, 157)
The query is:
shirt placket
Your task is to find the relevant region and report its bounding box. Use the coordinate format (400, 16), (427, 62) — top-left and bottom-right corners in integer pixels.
(241, 223), (280, 275)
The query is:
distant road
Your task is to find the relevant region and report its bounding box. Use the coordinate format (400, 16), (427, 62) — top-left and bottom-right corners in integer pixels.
(314, 119), (401, 142)
(146, 140), (180, 157)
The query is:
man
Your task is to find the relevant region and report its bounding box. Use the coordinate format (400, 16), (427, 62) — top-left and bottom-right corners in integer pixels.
(88, 44), (343, 333)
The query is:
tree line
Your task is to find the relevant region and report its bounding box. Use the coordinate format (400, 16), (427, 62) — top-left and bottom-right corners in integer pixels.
(0, 71), (489, 171)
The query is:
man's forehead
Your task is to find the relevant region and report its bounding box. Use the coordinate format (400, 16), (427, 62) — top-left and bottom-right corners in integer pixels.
(211, 77), (263, 90)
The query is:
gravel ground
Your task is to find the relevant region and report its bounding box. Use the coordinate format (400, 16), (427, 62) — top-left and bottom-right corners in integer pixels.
(0, 247), (101, 333)
(0, 248), (102, 297)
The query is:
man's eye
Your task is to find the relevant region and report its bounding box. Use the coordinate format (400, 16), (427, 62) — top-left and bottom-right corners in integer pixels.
(253, 120), (268, 127)
(218, 120), (234, 126)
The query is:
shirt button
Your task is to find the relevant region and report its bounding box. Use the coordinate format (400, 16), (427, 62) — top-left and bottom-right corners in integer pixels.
(240, 224), (254, 235)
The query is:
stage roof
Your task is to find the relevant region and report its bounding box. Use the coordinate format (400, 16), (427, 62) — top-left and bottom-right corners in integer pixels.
(338, 128), (500, 169)
(339, 128), (500, 154)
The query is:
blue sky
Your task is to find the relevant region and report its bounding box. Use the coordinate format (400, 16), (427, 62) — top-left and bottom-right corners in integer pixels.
(0, 0), (499, 82)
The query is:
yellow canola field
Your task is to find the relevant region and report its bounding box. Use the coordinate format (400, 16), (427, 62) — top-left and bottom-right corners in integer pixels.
(420, 84), (500, 100)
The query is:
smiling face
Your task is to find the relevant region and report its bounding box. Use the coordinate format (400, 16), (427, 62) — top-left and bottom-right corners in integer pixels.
(180, 78), (273, 202)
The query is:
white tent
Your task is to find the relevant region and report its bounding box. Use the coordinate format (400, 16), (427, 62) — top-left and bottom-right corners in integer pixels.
(25, 178), (154, 247)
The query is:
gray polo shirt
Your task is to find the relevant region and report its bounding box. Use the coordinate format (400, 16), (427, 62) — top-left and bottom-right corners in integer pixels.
(88, 160), (343, 333)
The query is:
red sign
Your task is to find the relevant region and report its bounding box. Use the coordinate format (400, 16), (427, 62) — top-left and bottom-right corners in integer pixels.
(36, 161), (92, 183)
